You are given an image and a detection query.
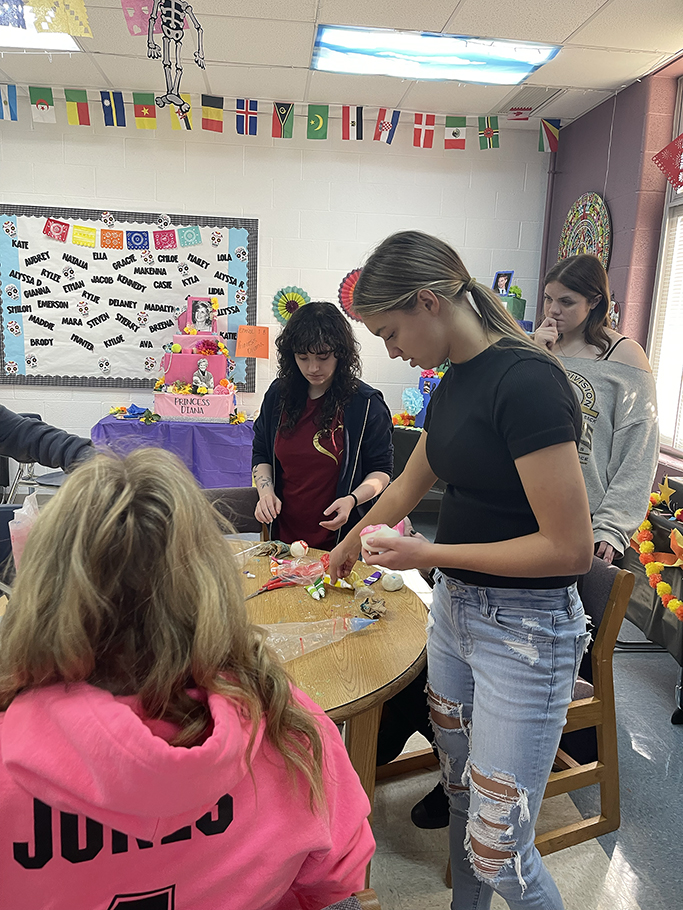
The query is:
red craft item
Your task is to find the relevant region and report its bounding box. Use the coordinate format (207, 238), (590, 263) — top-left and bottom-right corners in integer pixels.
(653, 133), (683, 190)
(338, 268), (363, 322)
(43, 217), (70, 243)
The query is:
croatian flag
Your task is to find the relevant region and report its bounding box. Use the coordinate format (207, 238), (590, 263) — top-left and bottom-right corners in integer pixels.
(236, 99), (258, 136)
(413, 112), (435, 148)
(342, 105), (363, 140)
(0, 84), (18, 122)
(373, 108), (400, 144)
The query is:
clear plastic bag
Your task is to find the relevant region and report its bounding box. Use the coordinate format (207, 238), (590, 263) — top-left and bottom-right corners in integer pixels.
(8, 492), (40, 569)
(259, 616), (377, 662)
(272, 556), (327, 585)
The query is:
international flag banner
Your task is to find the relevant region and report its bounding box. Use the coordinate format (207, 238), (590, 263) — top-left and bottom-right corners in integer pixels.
(478, 116), (499, 150)
(413, 112), (435, 149)
(272, 102), (293, 139)
(29, 86), (56, 123)
(65, 89), (90, 126)
(201, 95), (223, 133)
(100, 90), (126, 127)
(307, 104), (329, 140)
(507, 107), (531, 121)
(236, 99), (257, 136)
(170, 95), (193, 130)
(0, 85), (18, 122)
(539, 118), (561, 153)
(342, 105), (363, 140)
(444, 115), (466, 150)
(374, 108), (400, 144)
(133, 92), (156, 130)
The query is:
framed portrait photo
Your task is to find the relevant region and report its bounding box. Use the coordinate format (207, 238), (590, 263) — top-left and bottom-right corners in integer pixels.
(186, 296), (217, 333)
(492, 270), (514, 296)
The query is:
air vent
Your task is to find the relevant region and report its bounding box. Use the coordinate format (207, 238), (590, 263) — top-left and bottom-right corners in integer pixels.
(496, 85), (564, 116)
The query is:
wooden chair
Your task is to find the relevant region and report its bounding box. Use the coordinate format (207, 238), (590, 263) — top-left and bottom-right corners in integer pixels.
(377, 557), (634, 874)
(537, 556), (634, 854)
(321, 889), (381, 910)
(203, 486), (268, 539)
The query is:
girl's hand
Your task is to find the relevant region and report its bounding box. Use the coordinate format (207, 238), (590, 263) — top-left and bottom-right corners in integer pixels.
(534, 317), (559, 351)
(255, 491), (282, 524)
(361, 535), (434, 571)
(329, 538), (361, 582)
(319, 496), (354, 531)
(594, 541), (618, 565)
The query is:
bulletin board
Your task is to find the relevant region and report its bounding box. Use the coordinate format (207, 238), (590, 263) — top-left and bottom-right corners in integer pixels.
(0, 205), (258, 391)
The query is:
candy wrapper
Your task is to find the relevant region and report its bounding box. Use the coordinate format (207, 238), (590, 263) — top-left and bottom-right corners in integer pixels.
(8, 492), (40, 569)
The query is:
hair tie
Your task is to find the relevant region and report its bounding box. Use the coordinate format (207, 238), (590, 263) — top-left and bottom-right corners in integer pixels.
(465, 277), (476, 293)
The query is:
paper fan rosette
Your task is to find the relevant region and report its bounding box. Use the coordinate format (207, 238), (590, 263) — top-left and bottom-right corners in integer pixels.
(272, 286), (311, 324)
(338, 268), (363, 322)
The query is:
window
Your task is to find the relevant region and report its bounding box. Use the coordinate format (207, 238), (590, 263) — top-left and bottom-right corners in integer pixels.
(649, 76), (683, 454)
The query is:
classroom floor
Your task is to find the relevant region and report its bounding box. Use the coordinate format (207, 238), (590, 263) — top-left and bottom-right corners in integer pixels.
(369, 514), (683, 910)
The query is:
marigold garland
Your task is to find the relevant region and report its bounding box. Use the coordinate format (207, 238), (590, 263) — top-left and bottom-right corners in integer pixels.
(637, 491), (683, 621)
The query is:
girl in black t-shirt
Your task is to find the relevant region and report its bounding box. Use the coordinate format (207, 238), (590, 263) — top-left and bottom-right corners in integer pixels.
(330, 231), (593, 910)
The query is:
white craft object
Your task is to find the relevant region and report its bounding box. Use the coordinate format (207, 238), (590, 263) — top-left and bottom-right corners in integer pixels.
(360, 523), (401, 555)
(381, 572), (404, 592)
(290, 540), (309, 558)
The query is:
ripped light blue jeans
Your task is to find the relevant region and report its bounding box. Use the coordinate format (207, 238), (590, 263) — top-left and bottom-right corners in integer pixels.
(427, 573), (590, 910)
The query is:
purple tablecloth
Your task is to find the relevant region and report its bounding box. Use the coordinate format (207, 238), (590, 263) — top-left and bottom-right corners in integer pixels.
(91, 416), (254, 489)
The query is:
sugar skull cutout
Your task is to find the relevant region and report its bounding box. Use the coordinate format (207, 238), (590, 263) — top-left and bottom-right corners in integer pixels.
(101, 211), (115, 227)
(5, 284), (19, 301)
(137, 311), (148, 327)
(7, 320), (21, 336)
(5, 361), (18, 374)
(177, 262), (190, 277)
(235, 288), (247, 304)
(98, 357), (110, 374)
(25, 354), (38, 369)
(144, 356), (156, 372)
(234, 246), (247, 262)
(157, 214), (171, 229)
(211, 230), (223, 247)
(3, 221), (17, 237)
(77, 300), (89, 316)
(62, 266), (75, 281)
(141, 250), (154, 265)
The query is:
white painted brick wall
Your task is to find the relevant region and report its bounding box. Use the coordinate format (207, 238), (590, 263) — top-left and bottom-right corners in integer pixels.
(0, 103), (548, 440)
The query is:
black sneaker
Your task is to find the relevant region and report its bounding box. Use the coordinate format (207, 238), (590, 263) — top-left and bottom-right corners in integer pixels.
(410, 781), (450, 829)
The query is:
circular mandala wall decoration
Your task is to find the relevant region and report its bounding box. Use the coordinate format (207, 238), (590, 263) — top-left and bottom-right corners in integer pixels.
(272, 286), (311, 324)
(558, 192), (612, 269)
(338, 268), (363, 322)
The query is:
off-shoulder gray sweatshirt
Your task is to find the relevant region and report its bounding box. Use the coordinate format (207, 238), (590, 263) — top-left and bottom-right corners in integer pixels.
(560, 357), (659, 556)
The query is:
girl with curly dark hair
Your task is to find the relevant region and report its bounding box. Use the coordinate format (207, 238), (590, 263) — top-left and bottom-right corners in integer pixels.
(252, 301), (393, 549)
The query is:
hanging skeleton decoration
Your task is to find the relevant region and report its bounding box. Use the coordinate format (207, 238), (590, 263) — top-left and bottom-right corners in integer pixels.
(147, 0), (205, 118)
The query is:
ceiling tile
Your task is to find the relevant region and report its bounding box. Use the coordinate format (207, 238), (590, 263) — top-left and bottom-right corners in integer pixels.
(306, 71), (408, 107)
(316, 0), (459, 31)
(201, 16), (315, 67)
(0, 53), (105, 88)
(525, 46), (668, 90)
(400, 81), (512, 116)
(567, 0), (683, 53)
(207, 65), (310, 101)
(443, 0), (606, 44)
(193, 0), (318, 19)
(534, 88), (613, 121)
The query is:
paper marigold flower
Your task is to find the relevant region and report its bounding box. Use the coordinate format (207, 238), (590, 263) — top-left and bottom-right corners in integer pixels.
(640, 519), (652, 530)
(650, 492), (662, 505)
(640, 541), (655, 553)
(639, 553), (655, 565)
(637, 529), (653, 542)
(675, 604), (683, 621)
(645, 562), (664, 576)
(662, 593), (674, 607)
(667, 598), (683, 613)
(648, 573), (662, 588)
(657, 581), (672, 597)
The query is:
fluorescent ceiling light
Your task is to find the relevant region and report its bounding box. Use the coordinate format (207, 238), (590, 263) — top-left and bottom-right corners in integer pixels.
(0, 6), (80, 51)
(311, 25), (559, 85)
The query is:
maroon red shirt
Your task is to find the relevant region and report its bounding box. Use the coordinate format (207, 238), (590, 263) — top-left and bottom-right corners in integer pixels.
(274, 396), (344, 550)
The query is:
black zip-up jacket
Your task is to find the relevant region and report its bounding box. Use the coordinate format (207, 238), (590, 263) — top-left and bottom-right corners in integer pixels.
(252, 379), (394, 544)
(0, 405), (93, 471)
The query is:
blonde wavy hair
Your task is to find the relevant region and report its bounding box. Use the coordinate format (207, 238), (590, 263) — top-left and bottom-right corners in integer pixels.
(0, 448), (324, 805)
(354, 230), (548, 359)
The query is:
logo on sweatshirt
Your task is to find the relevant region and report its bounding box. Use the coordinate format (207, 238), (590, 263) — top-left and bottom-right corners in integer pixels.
(566, 370), (598, 465)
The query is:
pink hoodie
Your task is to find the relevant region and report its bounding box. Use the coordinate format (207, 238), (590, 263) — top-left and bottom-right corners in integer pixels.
(0, 682), (374, 910)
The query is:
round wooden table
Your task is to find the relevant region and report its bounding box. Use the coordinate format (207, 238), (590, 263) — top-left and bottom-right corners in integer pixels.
(244, 549), (429, 812)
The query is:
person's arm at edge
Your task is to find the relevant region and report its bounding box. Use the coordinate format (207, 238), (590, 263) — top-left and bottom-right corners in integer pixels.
(360, 441), (593, 578)
(0, 405), (93, 471)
